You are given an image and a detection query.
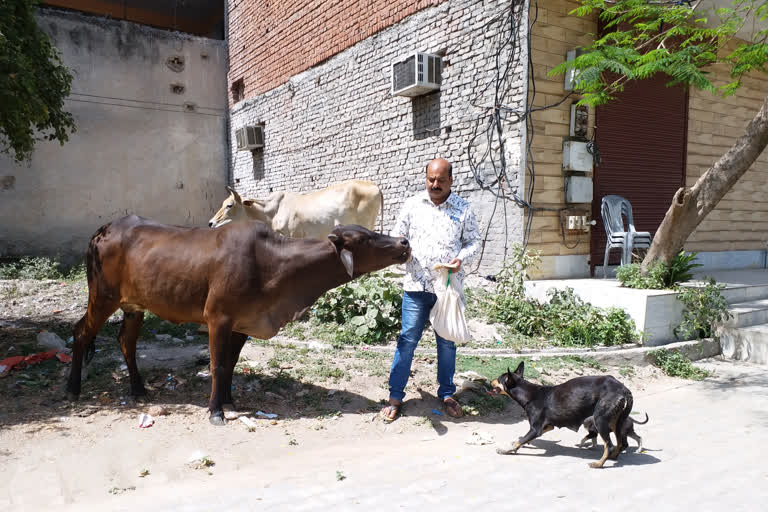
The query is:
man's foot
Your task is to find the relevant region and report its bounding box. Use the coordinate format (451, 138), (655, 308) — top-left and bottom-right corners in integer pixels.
(443, 396), (463, 418)
(380, 399), (402, 423)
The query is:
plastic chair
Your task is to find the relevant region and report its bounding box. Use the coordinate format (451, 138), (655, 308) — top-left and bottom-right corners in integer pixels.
(601, 195), (652, 278)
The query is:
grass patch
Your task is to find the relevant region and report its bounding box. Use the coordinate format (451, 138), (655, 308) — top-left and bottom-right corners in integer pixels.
(648, 349), (712, 380)
(460, 394), (507, 416)
(457, 355), (604, 382)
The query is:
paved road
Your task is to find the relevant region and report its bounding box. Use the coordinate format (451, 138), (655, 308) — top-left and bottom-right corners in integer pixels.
(64, 359), (768, 512)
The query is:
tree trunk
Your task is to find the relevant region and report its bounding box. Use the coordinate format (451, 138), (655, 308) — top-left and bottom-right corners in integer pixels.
(641, 93), (768, 270)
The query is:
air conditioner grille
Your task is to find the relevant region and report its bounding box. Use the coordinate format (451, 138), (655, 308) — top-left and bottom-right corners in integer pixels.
(428, 55), (442, 84)
(246, 126), (264, 146)
(393, 55), (416, 93)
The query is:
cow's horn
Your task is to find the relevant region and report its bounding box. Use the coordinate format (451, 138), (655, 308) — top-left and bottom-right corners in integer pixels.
(340, 249), (354, 278)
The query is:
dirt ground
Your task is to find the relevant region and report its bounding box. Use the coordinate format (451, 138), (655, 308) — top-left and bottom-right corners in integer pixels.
(0, 278), (676, 508)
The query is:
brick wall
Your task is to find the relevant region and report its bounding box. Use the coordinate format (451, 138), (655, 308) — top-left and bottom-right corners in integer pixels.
(685, 52), (768, 254)
(228, 0), (446, 99)
(527, 0), (598, 278)
(227, 0), (529, 274)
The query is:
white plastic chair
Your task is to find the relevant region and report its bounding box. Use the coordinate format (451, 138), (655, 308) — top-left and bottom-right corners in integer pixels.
(601, 195), (652, 278)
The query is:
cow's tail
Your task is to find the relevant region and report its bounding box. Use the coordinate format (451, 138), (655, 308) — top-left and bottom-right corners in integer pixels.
(378, 189), (384, 233)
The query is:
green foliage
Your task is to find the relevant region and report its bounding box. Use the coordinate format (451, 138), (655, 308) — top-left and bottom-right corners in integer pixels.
(494, 243), (542, 298)
(666, 251), (703, 287)
(648, 349), (712, 380)
(675, 278), (731, 339)
(616, 261), (667, 289)
(1, 0), (76, 162)
(0, 256), (61, 279)
(312, 272), (403, 345)
(617, 251), (702, 289)
(551, 0), (768, 106)
(478, 247), (637, 347)
(0, 256), (86, 281)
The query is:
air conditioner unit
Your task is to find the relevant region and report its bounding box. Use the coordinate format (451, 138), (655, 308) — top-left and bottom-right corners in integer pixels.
(391, 52), (442, 97)
(235, 125), (264, 151)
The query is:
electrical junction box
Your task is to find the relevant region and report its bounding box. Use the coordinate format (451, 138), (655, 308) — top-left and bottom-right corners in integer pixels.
(565, 176), (593, 203)
(563, 140), (593, 172)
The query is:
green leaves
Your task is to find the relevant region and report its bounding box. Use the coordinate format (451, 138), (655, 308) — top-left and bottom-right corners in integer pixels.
(312, 272), (402, 345)
(557, 0), (768, 106)
(617, 251), (702, 290)
(1, 0), (75, 163)
(675, 278), (731, 340)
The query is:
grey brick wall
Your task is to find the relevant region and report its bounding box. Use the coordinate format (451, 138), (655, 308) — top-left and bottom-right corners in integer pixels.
(228, 0), (527, 274)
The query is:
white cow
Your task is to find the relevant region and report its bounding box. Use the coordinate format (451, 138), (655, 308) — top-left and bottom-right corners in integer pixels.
(208, 179), (384, 238)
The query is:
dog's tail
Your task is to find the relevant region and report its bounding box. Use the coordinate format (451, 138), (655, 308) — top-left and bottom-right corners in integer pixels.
(630, 412), (649, 425)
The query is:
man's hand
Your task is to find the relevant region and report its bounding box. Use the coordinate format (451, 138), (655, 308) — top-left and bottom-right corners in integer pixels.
(448, 258), (462, 272)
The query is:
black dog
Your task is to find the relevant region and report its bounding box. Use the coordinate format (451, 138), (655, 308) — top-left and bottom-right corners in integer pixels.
(490, 362), (633, 468)
(580, 413), (648, 452)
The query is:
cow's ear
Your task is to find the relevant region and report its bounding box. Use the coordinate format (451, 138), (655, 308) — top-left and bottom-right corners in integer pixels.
(243, 200), (254, 207)
(340, 249), (354, 278)
(226, 186), (243, 204)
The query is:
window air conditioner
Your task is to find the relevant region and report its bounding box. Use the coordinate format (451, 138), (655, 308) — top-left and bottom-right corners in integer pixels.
(235, 125), (264, 151)
(391, 52), (442, 97)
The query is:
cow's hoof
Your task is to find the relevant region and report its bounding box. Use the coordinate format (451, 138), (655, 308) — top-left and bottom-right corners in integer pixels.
(209, 412), (226, 426)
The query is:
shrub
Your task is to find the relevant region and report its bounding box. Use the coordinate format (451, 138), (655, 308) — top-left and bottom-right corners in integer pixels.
(313, 272), (402, 344)
(617, 251), (702, 290)
(616, 261), (667, 289)
(648, 349), (712, 380)
(0, 256), (63, 280)
(675, 278), (731, 339)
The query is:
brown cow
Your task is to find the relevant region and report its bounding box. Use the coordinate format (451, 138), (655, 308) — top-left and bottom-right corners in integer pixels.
(66, 215), (410, 424)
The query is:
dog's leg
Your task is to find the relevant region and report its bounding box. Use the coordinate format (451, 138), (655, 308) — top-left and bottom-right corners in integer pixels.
(589, 417), (616, 469)
(496, 427), (541, 455)
(630, 433), (643, 452)
(578, 433), (597, 449)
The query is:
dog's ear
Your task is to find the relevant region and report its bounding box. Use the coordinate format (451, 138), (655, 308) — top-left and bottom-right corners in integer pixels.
(513, 361), (524, 377)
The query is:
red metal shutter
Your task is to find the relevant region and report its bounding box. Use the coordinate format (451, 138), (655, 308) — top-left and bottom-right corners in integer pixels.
(590, 74), (688, 275)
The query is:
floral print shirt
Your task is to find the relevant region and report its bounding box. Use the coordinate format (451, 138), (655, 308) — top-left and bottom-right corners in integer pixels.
(392, 191), (481, 294)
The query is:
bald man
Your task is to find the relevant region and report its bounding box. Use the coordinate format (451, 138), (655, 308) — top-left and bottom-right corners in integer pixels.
(381, 158), (480, 422)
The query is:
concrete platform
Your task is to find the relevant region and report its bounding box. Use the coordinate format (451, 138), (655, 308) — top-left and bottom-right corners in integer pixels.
(525, 269), (768, 347)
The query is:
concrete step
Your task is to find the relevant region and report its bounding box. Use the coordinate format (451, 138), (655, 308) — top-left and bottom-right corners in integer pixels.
(719, 324), (768, 365)
(719, 284), (768, 305)
(724, 298), (768, 328)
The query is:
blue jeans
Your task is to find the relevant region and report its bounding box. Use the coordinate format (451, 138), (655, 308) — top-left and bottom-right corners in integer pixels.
(388, 291), (457, 402)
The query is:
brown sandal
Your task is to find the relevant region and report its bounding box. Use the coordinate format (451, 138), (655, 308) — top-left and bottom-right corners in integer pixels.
(443, 397), (463, 418)
(380, 402), (402, 423)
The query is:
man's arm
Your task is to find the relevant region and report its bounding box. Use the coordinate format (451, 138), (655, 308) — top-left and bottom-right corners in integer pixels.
(455, 206), (481, 269)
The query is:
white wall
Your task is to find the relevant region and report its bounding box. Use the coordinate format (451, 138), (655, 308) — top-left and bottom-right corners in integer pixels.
(0, 9), (228, 263)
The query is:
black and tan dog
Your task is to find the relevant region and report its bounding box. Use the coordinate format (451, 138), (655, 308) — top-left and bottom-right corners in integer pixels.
(580, 413), (648, 452)
(490, 362), (634, 468)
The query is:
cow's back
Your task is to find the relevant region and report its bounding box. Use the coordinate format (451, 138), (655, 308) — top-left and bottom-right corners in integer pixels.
(88, 216), (269, 323)
(274, 180), (382, 237)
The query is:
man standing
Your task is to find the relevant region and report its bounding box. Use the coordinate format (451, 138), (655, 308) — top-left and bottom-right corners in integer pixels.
(381, 158), (480, 421)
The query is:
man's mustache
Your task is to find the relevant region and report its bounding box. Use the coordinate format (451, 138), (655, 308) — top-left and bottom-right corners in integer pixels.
(430, 187), (442, 192)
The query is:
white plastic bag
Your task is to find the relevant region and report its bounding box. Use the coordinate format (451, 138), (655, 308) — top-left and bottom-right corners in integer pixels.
(429, 265), (471, 344)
